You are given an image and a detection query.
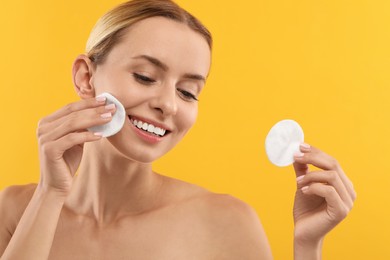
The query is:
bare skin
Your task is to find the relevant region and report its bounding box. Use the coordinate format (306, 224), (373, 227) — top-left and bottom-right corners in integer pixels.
(1, 177), (271, 259)
(0, 16), (355, 260)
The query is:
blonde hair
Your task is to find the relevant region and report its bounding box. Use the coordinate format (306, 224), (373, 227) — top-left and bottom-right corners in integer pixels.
(86, 0), (212, 64)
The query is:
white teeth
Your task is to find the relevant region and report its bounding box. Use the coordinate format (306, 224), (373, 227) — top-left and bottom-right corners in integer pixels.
(142, 123), (148, 130)
(131, 118), (168, 137)
(147, 124), (154, 133)
(154, 127), (162, 136)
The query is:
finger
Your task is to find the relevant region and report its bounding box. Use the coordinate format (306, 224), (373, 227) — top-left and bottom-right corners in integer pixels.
(293, 161), (309, 178)
(298, 170), (353, 209)
(301, 183), (349, 222)
(292, 143), (312, 178)
(39, 103), (116, 137)
(294, 144), (339, 171)
(41, 107), (114, 142)
(294, 144), (356, 201)
(39, 96), (107, 126)
(48, 131), (103, 156)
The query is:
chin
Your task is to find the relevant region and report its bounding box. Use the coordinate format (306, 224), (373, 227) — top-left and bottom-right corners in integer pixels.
(106, 133), (180, 164)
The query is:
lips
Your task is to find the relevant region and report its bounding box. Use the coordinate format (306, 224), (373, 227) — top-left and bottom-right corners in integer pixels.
(128, 115), (171, 137)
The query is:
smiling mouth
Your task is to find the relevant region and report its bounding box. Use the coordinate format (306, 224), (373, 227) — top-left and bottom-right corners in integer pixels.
(128, 116), (170, 137)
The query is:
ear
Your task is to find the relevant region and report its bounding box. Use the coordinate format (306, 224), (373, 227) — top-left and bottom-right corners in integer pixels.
(72, 54), (96, 99)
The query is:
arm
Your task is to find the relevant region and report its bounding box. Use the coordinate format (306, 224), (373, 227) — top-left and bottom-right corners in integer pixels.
(292, 144), (356, 259)
(0, 186), (66, 260)
(294, 237), (323, 260)
(1, 97), (115, 259)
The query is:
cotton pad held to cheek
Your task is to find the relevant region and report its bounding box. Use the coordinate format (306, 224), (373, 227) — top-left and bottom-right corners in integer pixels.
(87, 92), (126, 137)
(265, 119), (304, 167)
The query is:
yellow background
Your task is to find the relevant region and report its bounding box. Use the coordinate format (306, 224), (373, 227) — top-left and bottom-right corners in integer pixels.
(0, 0), (389, 259)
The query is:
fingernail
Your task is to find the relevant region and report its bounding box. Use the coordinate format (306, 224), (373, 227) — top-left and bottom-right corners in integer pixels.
(101, 112), (112, 118)
(296, 175), (305, 183)
(300, 143), (311, 150)
(294, 152), (304, 158)
(105, 103), (116, 110)
(301, 186), (309, 192)
(96, 96), (106, 103)
(94, 132), (103, 136)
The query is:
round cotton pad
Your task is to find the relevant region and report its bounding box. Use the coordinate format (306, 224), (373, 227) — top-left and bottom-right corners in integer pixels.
(88, 92), (126, 137)
(265, 119), (304, 167)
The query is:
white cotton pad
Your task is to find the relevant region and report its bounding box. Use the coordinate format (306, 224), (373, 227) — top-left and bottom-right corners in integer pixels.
(88, 92), (126, 137)
(265, 119), (304, 167)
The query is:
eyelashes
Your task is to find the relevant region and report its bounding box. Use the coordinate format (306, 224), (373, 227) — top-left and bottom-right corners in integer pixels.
(133, 73), (156, 84)
(178, 89), (198, 101)
(132, 73), (198, 101)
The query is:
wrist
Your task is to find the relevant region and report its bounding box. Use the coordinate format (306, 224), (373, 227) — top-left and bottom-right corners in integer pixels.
(294, 236), (323, 260)
(35, 183), (69, 202)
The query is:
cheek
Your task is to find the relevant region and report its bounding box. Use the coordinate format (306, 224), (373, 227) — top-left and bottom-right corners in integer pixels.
(93, 69), (146, 104)
(116, 85), (149, 107)
(100, 82), (150, 108)
(177, 105), (198, 131)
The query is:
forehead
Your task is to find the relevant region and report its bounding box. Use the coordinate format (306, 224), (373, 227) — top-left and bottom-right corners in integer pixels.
(108, 17), (211, 75)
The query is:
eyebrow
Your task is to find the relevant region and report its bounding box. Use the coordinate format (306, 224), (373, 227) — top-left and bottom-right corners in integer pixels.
(182, 73), (206, 82)
(132, 54), (206, 82)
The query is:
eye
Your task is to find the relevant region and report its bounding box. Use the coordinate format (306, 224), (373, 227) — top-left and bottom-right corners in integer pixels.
(133, 73), (156, 85)
(177, 89), (198, 101)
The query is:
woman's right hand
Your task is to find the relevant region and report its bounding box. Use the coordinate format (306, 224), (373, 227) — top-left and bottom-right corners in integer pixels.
(36, 96), (116, 195)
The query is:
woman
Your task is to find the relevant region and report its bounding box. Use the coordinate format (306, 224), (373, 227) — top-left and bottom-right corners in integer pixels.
(0, 0), (356, 259)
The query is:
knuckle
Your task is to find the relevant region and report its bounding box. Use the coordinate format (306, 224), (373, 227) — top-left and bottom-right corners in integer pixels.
(64, 102), (76, 113)
(339, 206), (349, 219)
(84, 131), (91, 138)
(327, 171), (338, 182)
(41, 143), (53, 155)
(38, 135), (47, 146)
(345, 198), (354, 211)
(36, 118), (47, 137)
(66, 113), (78, 127)
(330, 158), (339, 169)
(324, 185), (336, 196)
(348, 200), (354, 211)
(67, 133), (79, 143)
(304, 171), (314, 181)
(36, 127), (42, 138)
(82, 132), (91, 142)
(37, 118), (46, 128)
(332, 205), (348, 222)
(302, 152), (312, 161)
(351, 190), (357, 201)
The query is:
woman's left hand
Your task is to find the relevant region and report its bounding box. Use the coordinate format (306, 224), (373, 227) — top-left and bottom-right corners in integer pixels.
(292, 144), (356, 247)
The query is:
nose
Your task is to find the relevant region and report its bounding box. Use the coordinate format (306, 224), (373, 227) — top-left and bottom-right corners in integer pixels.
(150, 85), (178, 116)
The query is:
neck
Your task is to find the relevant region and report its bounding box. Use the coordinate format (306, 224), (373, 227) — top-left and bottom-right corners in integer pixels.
(64, 138), (163, 224)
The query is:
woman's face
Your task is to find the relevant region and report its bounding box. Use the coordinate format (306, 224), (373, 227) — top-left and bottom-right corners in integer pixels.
(90, 17), (211, 163)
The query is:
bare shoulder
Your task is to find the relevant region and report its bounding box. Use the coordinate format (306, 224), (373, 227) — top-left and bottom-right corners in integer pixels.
(160, 176), (262, 224)
(0, 183), (37, 205)
(195, 193), (273, 259)
(160, 176), (263, 227)
(159, 176), (273, 259)
(195, 192), (265, 234)
(0, 184), (37, 227)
